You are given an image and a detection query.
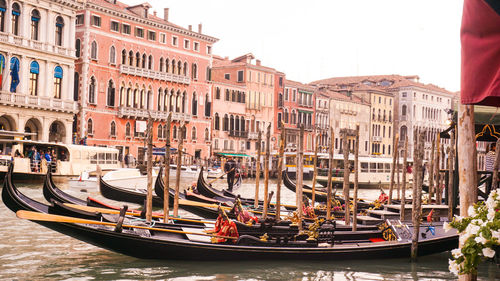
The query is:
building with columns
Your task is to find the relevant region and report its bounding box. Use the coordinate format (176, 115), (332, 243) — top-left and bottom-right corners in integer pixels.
(74, 0), (217, 162)
(0, 0), (80, 146)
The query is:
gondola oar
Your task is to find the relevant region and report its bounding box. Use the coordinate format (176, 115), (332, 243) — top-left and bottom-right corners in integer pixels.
(16, 210), (237, 240)
(63, 203), (214, 225)
(207, 168), (233, 185)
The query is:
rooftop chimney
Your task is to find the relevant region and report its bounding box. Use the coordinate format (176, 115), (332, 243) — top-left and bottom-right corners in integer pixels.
(198, 23), (202, 34)
(163, 8), (169, 21)
(153, 11), (157, 17)
(188, 25), (192, 31)
(256, 59), (261, 66)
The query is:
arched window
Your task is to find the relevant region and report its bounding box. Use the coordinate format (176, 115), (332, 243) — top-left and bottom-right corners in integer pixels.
(140, 89), (146, 109)
(135, 52), (140, 67)
(31, 9), (40, 41)
(191, 127), (197, 141)
(223, 114), (228, 131)
(402, 105), (407, 116)
(191, 92), (197, 116)
(225, 89), (230, 101)
(53, 66), (63, 99)
(133, 88), (139, 108)
(110, 121), (116, 136)
(12, 3), (20, 36)
(159, 57), (164, 72)
(214, 113), (220, 130)
(121, 49), (126, 64)
(0, 0), (6, 32)
(90, 41), (98, 60)
(215, 87), (220, 99)
(163, 89), (169, 111)
(183, 62), (188, 76)
(181, 91), (186, 113)
(177, 61), (181, 75)
(171, 59), (176, 73)
(284, 109), (289, 123)
(119, 84), (125, 106)
(163, 125), (168, 140)
(205, 128), (209, 141)
(157, 124), (163, 139)
(173, 125), (177, 139)
(204, 93), (210, 117)
(237, 91), (242, 103)
(128, 50), (134, 66)
(29, 60), (39, 96)
(73, 72), (79, 101)
(55, 16), (64, 46)
(389, 110), (392, 122)
(75, 39), (81, 58)
(165, 58), (170, 73)
(400, 126), (408, 141)
(107, 80), (115, 107)
(141, 53), (146, 68)
(169, 90), (174, 111)
(157, 88), (163, 110)
(125, 122), (131, 137)
(87, 119), (93, 136)
(230, 115), (234, 132)
(126, 88), (132, 107)
(88, 77), (96, 104)
(109, 46), (116, 64)
(148, 55), (153, 70)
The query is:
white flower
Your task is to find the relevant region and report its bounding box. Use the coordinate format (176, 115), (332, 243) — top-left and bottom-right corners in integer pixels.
(443, 222), (452, 232)
(468, 205), (477, 217)
(475, 235), (487, 245)
(449, 259), (459, 275)
(454, 215), (463, 222)
(482, 247), (496, 258)
(492, 230), (500, 240)
(487, 209), (495, 220)
(451, 248), (462, 258)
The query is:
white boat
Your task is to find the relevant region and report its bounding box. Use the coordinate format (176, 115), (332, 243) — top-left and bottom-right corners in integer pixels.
(68, 167), (159, 191)
(0, 139), (120, 178)
(169, 164), (199, 177)
(207, 168), (225, 179)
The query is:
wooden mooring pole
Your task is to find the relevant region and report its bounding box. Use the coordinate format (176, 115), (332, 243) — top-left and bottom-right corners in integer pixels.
(435, 135), (441, 204)
(429, 139), (435, 204)
(342, 130), (350, 225)
(396, 148), (401, 200)
(388, 134), (399, 204)
(297, 125), (305, 230)
(163, 113), (171, 223)
(411, 132), (424, 260)
(400, 135), (408, 221)
(254, 131), (262, 209)
(352, 125), (360, 231)
(457, 104), (478, 281)
(173, 125), (185, 217)
(263, 124), (271, 219)
(447, 130), (455, 221)
(145, 115), (153, 222)
(275, 123), (285, 220)
(311, 134), (320, 207)
(326, 127), (334, 220)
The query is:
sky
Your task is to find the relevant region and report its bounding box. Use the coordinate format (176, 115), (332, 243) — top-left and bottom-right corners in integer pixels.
(121, 0), (464, 92)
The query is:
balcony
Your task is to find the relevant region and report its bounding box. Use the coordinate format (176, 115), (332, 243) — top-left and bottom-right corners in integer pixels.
(0, 91), (77, 113)
(296, 123), (314, 131)
(120, 65), (191, 85)
(228, 130), (248, 138)
(118, 106), (192, 122)
(372, 136), (382, 142)
(248, 132), (259, 140)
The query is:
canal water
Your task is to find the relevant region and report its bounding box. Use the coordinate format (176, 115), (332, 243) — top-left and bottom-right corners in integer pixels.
(0, 176), (498, 280)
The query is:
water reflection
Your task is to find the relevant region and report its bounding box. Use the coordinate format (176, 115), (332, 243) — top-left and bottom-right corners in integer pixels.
(0, 179), (498, 280)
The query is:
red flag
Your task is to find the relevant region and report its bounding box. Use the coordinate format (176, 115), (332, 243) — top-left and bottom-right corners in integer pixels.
(460, 0), (500, 106)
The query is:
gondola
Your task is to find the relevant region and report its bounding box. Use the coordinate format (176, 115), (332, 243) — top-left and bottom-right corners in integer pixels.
(195, 166), (246, 200)
(99, 174), (227, 219)
(3, 163), (459, 260)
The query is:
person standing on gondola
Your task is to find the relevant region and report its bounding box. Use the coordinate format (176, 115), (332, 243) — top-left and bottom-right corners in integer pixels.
(224, 156), (237, 191)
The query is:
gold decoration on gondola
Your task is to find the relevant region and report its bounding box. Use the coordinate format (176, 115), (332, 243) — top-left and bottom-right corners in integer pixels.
(382, 228), (397, 241)
(285, 211), (300, 226)
(259, 233), (269, 242)
(305, 218), (321, 241)
(378, 222), (389, 231)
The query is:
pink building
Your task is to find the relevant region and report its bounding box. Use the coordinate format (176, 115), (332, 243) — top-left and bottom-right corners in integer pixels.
(74, 0), (217, 163)
(211, 54), (278, 157)
(283, 80), (316, 152)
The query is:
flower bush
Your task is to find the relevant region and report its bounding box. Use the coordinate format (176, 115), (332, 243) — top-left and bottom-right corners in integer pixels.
(445, 189), (500, 275)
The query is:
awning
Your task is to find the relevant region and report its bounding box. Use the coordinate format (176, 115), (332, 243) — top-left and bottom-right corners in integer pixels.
(216, 152), (251, 157)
